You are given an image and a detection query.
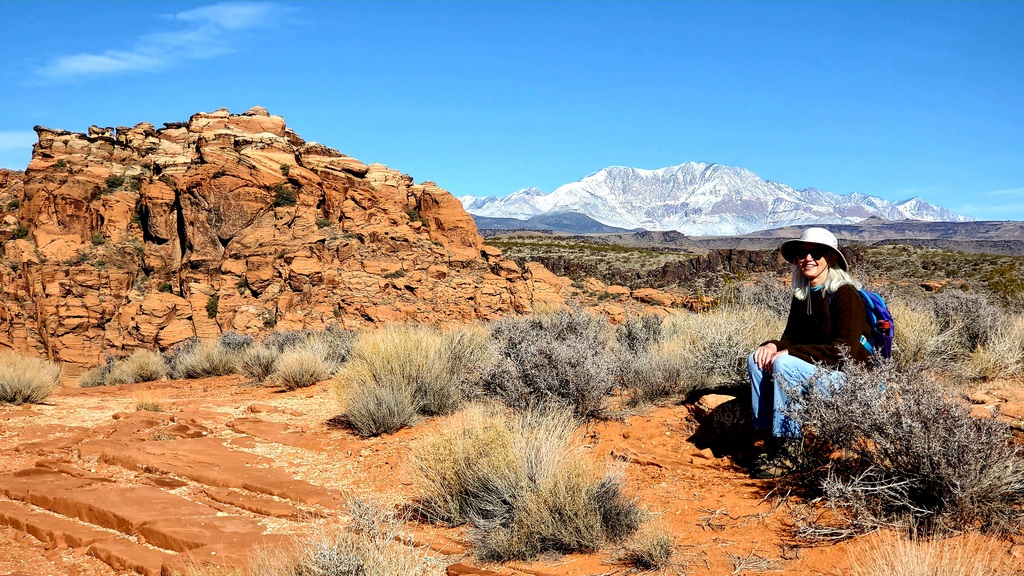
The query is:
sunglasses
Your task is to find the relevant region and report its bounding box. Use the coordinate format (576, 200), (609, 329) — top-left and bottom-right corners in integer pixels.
(793, 246), (829, 261)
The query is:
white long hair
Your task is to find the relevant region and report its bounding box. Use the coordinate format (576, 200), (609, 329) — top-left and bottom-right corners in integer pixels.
(792, 264), (861, 301)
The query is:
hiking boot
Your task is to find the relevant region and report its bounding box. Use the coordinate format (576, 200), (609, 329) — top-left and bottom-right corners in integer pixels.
(751, 436), (803, 479)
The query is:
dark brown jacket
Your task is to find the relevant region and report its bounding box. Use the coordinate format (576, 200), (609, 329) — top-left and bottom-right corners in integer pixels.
(768, 283), (873, 367)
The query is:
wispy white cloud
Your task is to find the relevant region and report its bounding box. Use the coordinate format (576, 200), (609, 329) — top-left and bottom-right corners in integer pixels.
(0, 131), (38, 153)
(951, 187), (1024, 220)
(36, 2), (286, 80)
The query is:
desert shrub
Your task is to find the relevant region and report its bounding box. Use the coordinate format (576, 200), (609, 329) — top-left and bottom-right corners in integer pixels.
(166, 338), (239, 379)
(316, 217), (331, 229)
(621, 523), (676, 570)
(931, 289), (1002, 351)
(105, 350), (168, 386)
(886, 297), (961, 371)
(412, 405), (642, 561)
(273, 346), (331, 390)
(660, 304), (783, 390)
(104, 174), (125, 190)
(273, 184), (296, 207)
(617, 341), (694, 407)
(787, 359), (1024, 539)
(91, 233), (105, 246)
(205, 295), (218, 319)
(615, 314), (664, 355)
(216, 331), (254, 352)
(242, 501), (443, 576)
(302, 327), (358, 374)
(728, 276), (792, 318)
(239, 343), (280, 384)
(850, 534), (1014, 576)
(11, 224), (28, 240)
(482, 307), (616, 419)
(336, 324), (493, 436)
(0, 350), (62, 404)
(158, 282), (172, 293)
(967, 314), (1024, 380)
(262, 329), (310, 352)
(78, 356), (117, 388)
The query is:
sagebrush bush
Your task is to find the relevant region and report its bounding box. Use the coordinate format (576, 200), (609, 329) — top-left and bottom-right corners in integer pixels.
(727, 277), (792, 319)
(0, 350), (62, 404)
(336, 324), (493, 436)
(216, 331), (254, 352)
(787, 359), (1024, 539)
(483, 307), (616, 419)
(412, 405), (641, 561)
(660, 304), (783, 390)
(850, 534), (1014, 576)
(105, 350), (168, 386)
(166, 338), (239, 379)
(968, 314), (1024, 380)
(931, 289), (1002, 351)
(615, 314), (664, 355)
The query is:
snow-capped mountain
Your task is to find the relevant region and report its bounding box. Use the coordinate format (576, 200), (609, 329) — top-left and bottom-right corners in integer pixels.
(458, 163), (973, 236)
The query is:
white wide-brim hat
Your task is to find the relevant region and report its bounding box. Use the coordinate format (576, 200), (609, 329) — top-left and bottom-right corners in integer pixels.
(779, 227), (849, 271)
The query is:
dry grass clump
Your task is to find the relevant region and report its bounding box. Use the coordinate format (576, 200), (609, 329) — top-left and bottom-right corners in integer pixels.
(660, 304), (783, 390)
(412, 405), (642, 561)
(850, 533), (1014, 576)
(967, 314), (1024, 380)
(788, 359), (1024, 540)
(166, 338), (239, 379)
(0, 350), (62, 404)
(273, 346), (331, 390)
(105, 350), (168, 386)
(336, 324), (494, 436)
(78, 356), (116, 388)
(239, 343), (280, 384)
(931, 290), (1002, 351)
(483, 307), (617, 419)
(886, 298), (960, 371)
(620, 522), (677, 570)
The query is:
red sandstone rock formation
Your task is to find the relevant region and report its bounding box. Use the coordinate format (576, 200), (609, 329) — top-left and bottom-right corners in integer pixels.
(0, 107), (576, 366)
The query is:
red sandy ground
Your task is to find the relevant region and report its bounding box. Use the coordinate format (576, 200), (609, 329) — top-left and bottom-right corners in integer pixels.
(0, 376), (1020, 576)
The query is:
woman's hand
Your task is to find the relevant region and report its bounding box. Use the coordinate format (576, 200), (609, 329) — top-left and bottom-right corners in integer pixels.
(753, 343), (788, 371)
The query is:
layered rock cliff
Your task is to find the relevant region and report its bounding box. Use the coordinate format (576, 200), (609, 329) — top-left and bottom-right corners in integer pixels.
(0, 107), (573, 366)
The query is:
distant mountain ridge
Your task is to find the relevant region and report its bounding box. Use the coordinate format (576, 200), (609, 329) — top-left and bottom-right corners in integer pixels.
(459, 162), (972, 236)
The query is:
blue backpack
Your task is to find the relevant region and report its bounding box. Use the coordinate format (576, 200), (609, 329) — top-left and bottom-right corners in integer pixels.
(831, 289), (895, 359)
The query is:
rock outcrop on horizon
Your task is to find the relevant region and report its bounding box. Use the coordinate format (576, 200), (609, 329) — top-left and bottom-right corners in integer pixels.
(0, 107), (576, 367)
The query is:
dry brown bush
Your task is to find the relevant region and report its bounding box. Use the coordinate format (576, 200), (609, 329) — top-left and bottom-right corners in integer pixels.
(968, 314), (1024, 380)
(0, 350), (62, 404)
(411, 404), (641, 561)
(105, 350), (168, 386)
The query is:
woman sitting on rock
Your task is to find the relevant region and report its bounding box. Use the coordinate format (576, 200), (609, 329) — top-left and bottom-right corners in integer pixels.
(747, 227), (872, 479)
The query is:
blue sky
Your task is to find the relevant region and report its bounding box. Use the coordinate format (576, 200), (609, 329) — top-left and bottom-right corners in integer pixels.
(1, 1), (1022, 220)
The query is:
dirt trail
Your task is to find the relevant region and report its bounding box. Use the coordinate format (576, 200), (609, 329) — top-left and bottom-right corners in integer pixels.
(0, 377), (1018, 575)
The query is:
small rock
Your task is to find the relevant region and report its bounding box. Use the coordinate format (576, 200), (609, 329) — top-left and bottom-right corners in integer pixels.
(693, 394), (736, 419)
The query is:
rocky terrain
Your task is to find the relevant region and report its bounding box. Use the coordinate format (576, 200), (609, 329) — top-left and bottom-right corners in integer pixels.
(0, 108), (584, 369)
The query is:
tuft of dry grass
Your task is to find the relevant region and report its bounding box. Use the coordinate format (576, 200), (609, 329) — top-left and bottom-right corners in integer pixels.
(105, 350), (168, 386)
(167, 339), (239, 379)
(850, 533), (1014, 576)
(273, 346), (330, 390)
(888, 297), (961, 372)
(621, 522), (677, 570)
(968, 314), (1024, 380)
(336, 324), (493, 436)
(0, 350), (62, 404)
(133, 391), (164, 412)
(411, 405), (642, 561)
(660, 303), (784, 390)
(238, 342), (280, 384)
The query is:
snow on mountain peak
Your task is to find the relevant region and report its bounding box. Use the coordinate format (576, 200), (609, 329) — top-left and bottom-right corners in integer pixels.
(460, 162), (973, 235)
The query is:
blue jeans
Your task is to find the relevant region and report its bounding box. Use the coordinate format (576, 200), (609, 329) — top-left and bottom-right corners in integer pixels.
(748, 353), (845, 439)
